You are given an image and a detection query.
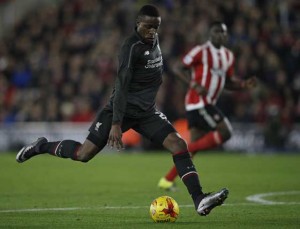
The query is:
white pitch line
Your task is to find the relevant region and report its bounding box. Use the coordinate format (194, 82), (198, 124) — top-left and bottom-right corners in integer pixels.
(0, 204), (246, 213)
(0, 201), (298, 214)
(0, 207), (84, 213)
(0, 206), (147, 213)
(2, 191), (300, 214)
(246, 191), (300, 205)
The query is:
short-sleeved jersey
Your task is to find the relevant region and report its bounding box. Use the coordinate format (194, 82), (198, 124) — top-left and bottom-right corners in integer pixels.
(106, 30), (163, 123)
(182, 41), (235, 111)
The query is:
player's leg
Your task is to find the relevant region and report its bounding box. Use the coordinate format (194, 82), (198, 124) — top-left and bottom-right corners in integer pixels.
(135, 111), (220, 213)
(135, 111), (203, 201)
(135, 112), (178, 192)
(159, 128), (207, 186)
(162, 132), (204, 205)
(16, 109), (112, 163)
(137, 111), (229, 215)
(189, 128), (206, 142)
(161, 123), (229, 216)
(16, 135), (103, 163)
(187, 105), (233, 153)
(159, 105), (232, 188)
(158, 105), (232, 191)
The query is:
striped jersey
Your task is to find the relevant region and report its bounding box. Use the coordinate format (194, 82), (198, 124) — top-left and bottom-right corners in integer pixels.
(182, 41), (235, 111)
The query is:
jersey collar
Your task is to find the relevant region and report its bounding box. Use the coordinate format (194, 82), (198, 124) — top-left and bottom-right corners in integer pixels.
(207, 40), (224, 52)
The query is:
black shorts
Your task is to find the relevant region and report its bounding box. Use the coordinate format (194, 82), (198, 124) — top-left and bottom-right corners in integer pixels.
(186, 104), (226, 131)
(88, 108), (176, 148)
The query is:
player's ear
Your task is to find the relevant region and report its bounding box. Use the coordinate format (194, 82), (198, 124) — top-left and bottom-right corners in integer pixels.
(136, 15), (140, 26)
(136, 19), (140, 27)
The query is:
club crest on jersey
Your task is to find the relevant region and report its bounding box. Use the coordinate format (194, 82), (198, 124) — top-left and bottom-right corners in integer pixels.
(144, 50), (150, 55)
(95, 122), (102, 131)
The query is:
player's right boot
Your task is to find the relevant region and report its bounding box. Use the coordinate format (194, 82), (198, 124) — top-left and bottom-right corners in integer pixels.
(16, 137), (48, 163)
(197, 188), (229, 216)
(157, 177), (177, 192)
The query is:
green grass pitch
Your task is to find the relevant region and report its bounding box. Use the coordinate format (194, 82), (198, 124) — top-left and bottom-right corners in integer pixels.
(0, 151), (300, 228)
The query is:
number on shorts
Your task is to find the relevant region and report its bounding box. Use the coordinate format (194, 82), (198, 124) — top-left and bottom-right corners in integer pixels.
(155, 111), (167, 120)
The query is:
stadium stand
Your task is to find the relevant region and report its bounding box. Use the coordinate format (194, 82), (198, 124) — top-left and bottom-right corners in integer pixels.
(0, 0), (299, 151)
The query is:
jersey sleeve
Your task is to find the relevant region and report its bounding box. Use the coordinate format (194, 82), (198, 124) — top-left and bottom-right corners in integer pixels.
(112, 43), (137, 124)
(182, 46), (202, 68)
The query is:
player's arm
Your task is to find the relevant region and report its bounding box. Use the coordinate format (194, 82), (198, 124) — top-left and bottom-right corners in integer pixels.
(173, 60), (191, 86)
(173, 58), (207, 96)
(175, 46), (207, 95)
(108, 44), (135, 150)
(224, 54), (257, 90)
(112, 44), (134, 125)
(225, 76), (257, 90)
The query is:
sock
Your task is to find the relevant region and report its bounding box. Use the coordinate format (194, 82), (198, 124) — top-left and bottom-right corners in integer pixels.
(188, 131), (223, 153)
(165, 166), (178, 182)
(165, 150), (198, 182)
(39, 140), (81, 160)
(164, 131), (223, 182)
(173, 151), (203, 206)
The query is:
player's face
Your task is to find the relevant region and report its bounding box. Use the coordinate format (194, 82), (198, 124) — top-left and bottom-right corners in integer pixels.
(210, 24), (228, 48)
(137, 16), (161, 44)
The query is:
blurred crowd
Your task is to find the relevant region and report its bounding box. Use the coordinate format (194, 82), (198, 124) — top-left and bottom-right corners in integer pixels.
(0, 0), (299, 134)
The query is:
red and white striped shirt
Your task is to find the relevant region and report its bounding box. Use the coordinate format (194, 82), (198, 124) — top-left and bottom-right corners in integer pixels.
(182, 41), (235, 111)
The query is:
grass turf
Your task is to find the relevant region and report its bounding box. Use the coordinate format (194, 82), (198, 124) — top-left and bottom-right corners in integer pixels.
(0, 151), (300, 228)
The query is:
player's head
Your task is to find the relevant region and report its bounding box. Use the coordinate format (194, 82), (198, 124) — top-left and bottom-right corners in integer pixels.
(209, 21), (228, 48)
(136, 5), (161, 44)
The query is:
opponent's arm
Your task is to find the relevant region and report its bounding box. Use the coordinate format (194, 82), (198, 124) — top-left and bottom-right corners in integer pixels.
(173, 61), (207, 96)
(225, 76), (257, 90)
(224, 53), (257, 90)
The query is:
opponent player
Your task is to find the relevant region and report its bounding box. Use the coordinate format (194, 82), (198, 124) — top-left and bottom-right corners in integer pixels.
(16, 6), (228, 216)
(158, 21), (257, 190)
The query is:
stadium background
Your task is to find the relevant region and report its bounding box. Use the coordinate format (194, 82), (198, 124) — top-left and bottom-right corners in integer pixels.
(0, 0), (299, 152)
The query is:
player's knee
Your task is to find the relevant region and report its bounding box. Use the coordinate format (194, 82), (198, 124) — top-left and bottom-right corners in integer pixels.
(219, 128), (232, 142)
(172, 138), (187, 151)
(79, 156), (92, 163)
(75, 140), (100, 162)
(76, 150), (94, 163)
(176, 137), (188, 150)
(163, 133), (188, 153)
(216, 120), (232, 142)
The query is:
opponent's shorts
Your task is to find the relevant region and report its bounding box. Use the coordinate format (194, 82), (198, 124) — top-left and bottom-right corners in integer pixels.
(186, 104), (226, 131)
(88, 108), (176, 148)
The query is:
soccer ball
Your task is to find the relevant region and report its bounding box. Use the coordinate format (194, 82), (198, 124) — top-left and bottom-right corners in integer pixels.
(149, 196), (179, 223)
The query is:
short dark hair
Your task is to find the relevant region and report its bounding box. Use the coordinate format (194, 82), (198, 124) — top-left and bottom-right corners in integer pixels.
(209, 21), (224, 29)
(137, 4), (160, 19)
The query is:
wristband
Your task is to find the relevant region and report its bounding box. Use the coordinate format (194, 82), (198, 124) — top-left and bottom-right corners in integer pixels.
(191, 82), (198, 89)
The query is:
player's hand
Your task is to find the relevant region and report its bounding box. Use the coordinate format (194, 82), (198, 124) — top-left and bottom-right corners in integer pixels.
(245, 77), (257, 89)
(192, 82), (207, 96)
(107, 124), (124, 151)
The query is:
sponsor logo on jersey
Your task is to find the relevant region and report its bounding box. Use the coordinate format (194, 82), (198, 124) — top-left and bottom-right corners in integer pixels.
(145, 56), (163, 69)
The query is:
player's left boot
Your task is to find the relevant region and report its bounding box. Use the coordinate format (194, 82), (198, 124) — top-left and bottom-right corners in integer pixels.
(16, 137), (48, 163)
(197, 188), (229, 216)
(157, 177), (177, 192)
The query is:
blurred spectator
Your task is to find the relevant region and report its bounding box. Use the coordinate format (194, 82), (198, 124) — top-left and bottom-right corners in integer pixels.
(0, 0), (299, 146)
